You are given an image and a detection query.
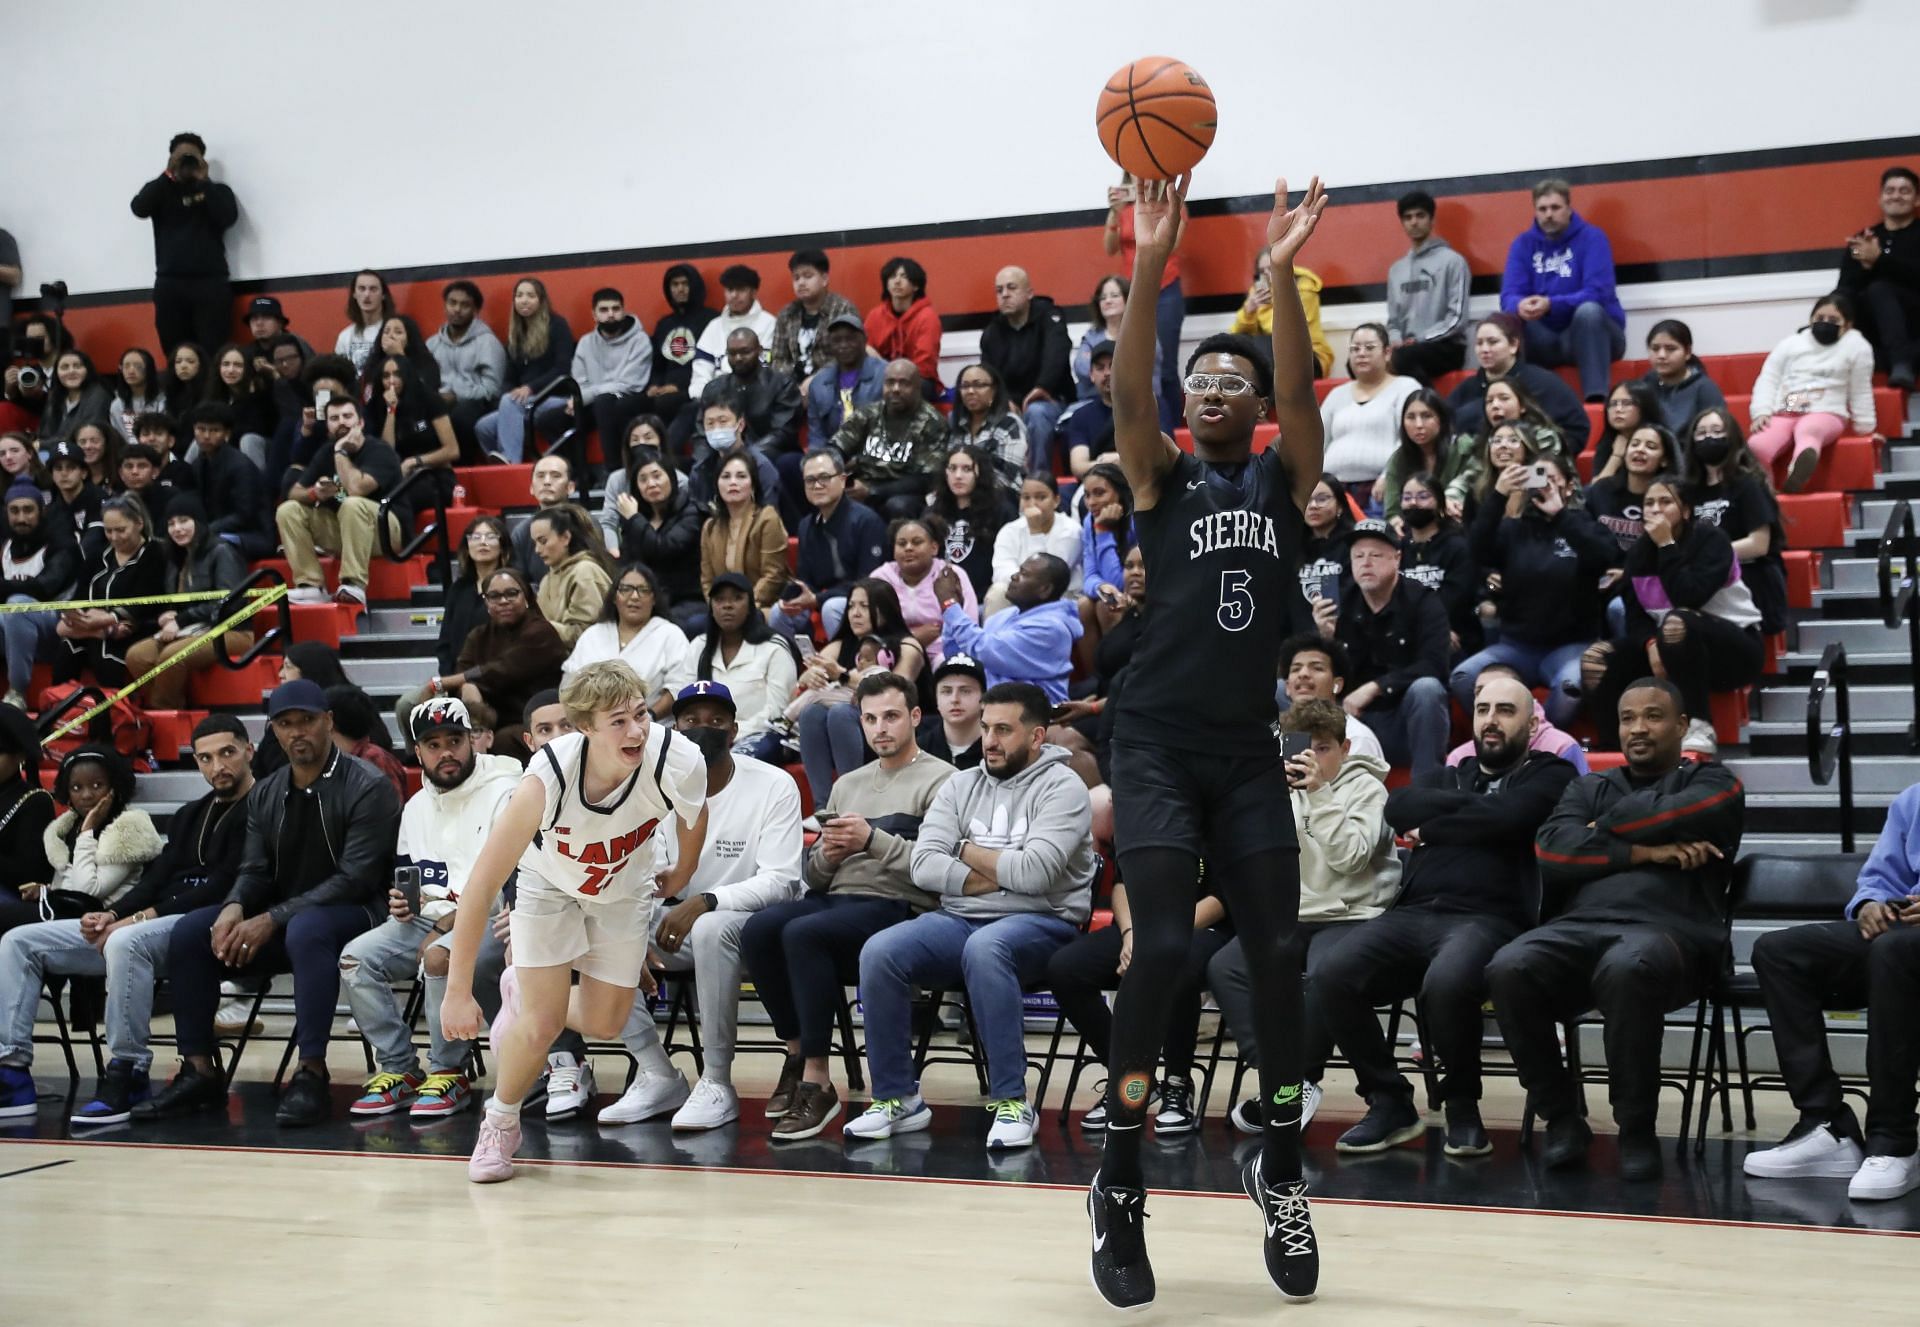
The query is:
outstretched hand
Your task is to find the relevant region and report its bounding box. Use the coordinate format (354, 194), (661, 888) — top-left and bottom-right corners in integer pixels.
(1133, 174), (1190, 255)
(1265, 176), (1328, 269)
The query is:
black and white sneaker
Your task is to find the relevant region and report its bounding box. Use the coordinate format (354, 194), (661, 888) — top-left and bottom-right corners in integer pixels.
(1241, 1154), (1319, 1303)
(1087, 1170), (1154, 1311)
(1230, 1097), (1264, 1134)
(1154, 1075), (1197, 1135)
(1081, 1078), (1109, 1132)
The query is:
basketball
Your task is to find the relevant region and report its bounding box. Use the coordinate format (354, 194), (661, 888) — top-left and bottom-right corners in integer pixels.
(1095, 57), (1217, 180)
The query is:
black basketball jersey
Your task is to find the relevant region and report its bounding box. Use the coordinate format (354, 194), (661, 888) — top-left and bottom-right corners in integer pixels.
(1112, 449), (1306, 757)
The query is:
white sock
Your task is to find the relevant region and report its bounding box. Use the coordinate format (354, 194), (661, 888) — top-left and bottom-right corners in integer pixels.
(487, 1095), (522, 1120)
(630, 1039), (675, 1079)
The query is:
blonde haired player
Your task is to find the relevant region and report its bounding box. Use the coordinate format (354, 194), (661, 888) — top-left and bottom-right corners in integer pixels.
(441, 660), (708, 1182)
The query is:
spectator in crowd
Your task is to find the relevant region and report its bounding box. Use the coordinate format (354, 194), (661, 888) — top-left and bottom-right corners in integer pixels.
(774, 449), (888, 643)
(563, 562), (684, 695)
(603, 445), (703, 626)
(663, 573), (800, 762)
(0, 745), (155, 944)
(1445, 661), (1589, 774)
(0, 434), (46, 495)
(0, 480), (78, 707)
(1315, 675), (1577, 1155)
(1589, 380), (1664, 485)
(1448, 313), (1592, 450)
(337, 698), (521, 1120)
(41, 350), (113, 445)
(366, 354), (460, 505)
(476, 278), (575, 463)
(791, 580), (925, 806)
(1580, 472), (1764, 758)
(530, 505), (614, 645)
(277, 397), (407, 609)
(876, 515), (977, 670)
(806, 313), (887, 448)
(1587, 420), (1678, 554)
(185, 402), (274, 557)
(1395, 474), (1478, 654)
(1322, 520), (1450, 775)
(986, 471), (1082, 618)
(508, 453), (584, 588)
(917, 653), (985, 770)
(1450, 452), (1615, 727)
(1386, 189), (1472, 384)
(519, 687), (573, 758)
(1049, 544), (1145, 794)
(133, 409), (194, 490)
(115, 445), (174, 525)
(935, 554), (1079, 703)
(137, 681), (399, 1127)
(202, 342), (277, 467)
(1838, 165), (1920, 387)
(1074, 275), (1126, 401)
(1062, 343), (1120, 482)
(691, 265), (778, 401)
(979, 267), (1074, 470)
(704, 328), (803, 457)
(834, 360), (949, 519)
(66, 424), (119, 512)
(394, 515), (511, 737)
(684, 391), (783, 513)
(123, 492), (250, 709)
(1278, 633), (1385, 760)
(1491, 677), (1745, 1180)
(284, 354), (357, 479)
(1293, 472), (1355, 630)
(107, 347), (166, 444)
(648, 263), (716, 430)
(441, 568), (569, 737)
(428, 280), (507, 459)
(1380, 391), (1469, 526)
(866, 256), (943, 396)
(52, 494), (168, 689)
(847, 683), (1094, 1148)
(368, 314), (442, 396)
(949, 361), (1031, 483)
(598, 681), (806, 1130)
(1322, 324), (1419, 514)
(1, 317), (56, 425)
(740, 673), (955, 1140)
(1636, 319), (1727, 432)
(1076, 460), (1132, 608)
(698, 450), (788, 609)
(161, 340), (210, 416)
(1231, 246), (1335, 378)
(1103, 176), (1185, 428)
(930, 446), (1014, 600)
(1216, 698), (1398, 1137)
(1745, 779), (1920, 1199)
(0, 705), (50, 927)
(595, 418), (667, 552)
(1456, 413), (1564, 526)
(1500, 179), (1626, 402)
(245, 296), (313, 373)
(1681, 406), (1789, 636)
(0, 716), (252, 1126)
(247, 645), (352, 782)
(1746, 292), (1879, 492)
(131, 132), (237, 355)
(334, 269), (394, 375)
(46, 439), (104, 566)
(569, 288), (653, 470)
(325, 683), (407, 803)
(770, 249), (862, 387)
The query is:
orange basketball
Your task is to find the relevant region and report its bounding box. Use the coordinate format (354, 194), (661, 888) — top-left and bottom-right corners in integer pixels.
(1095, 57), (1217, 180)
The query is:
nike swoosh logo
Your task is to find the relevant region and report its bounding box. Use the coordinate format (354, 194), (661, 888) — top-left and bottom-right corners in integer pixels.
(1093, 1229), (1108, 1252)
(1187, 479), (1204, 491)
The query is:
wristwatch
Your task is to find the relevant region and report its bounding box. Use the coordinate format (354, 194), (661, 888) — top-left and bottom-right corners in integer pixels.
(699, 892), (719, 913)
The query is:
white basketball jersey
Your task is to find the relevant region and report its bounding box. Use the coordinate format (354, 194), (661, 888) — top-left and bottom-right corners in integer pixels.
(518, 727), (707, 900)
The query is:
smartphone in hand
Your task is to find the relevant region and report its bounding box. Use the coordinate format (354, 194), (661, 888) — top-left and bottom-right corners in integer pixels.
(393, 866), (422, 917)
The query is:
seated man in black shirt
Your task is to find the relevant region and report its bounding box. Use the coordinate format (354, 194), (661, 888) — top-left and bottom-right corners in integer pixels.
(275, 397), (408, 608)
(1838, 165), (1920, 386)
(185, 403), (273, 558)
(1320, 520), (1451, 774)
(1488, 677), (1744, 1181)
(1313, 674), (1577, 1157)
(917, 653), (984, 769)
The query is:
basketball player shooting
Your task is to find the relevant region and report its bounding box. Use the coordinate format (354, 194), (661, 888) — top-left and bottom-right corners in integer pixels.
(1086, 172), (1328, 1310)
(440, 660), (708, 1183)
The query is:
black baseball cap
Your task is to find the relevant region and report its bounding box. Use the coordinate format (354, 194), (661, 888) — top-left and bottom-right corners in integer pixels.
(932, 653), (986, 687)
(247, 296), (286, 321)
(1349, 519), (1402, 553)
(826, 311), (864, 333)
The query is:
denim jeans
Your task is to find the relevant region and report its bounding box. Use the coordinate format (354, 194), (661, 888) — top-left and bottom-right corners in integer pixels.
(1022, 399), (1065, 472)
(168, 902), (376, 1061)
(737, 894), (914, 1059)
(859, 909), (1078, 1101)
(0, 914), (180, 1071)
(1363, 675), (1450, 775)
(797, 701), (867, 809)
(338, 914), (507, 1076)
(476, 393), (570, 463)
(617, 907), (754, 1080)
(1449, 638), (1589, 728)
(1, 593), (56, 696)
(1520, 302), (1626, 401)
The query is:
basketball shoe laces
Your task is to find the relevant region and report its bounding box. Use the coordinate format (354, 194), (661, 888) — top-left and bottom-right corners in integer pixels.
(1268, 1183), (1314, 1258)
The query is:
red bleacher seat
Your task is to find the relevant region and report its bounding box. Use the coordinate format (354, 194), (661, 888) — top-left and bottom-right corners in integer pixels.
(1575, 446), (1595, 484)
(254, 555), (433, 602)
(1782, 549), (1822, 609)
(418, 506), (482, 545)
(1709, 689), (1748, 745)
(452, 464), (534, 511)
(145, 710), (209, 762)
(1433, 369), (1470, 397)
(288, 602), (362, 649)
(1727, 389), (1906, 440)
(783, 762), (813, 819)
(1312, 379), (1344, 405)
(187, 655), (280, 707)
(1776, 493), (1851, 549)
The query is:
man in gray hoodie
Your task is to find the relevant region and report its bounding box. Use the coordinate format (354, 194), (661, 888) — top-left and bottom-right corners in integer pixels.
(1386, 190), (1472, 385)
(570, 287), (653, 471)
(428, 280), (508, 460)
(847, 682), (1096, 1150)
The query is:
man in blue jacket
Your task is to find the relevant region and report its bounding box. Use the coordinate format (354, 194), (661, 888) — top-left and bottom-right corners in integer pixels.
(770, 448), (886, 644)
(1744, 779), (1920, 1201)
(1500, 179), (1626, 402)
(806, 313), (887, 445)
(933, 554), (1081, 703)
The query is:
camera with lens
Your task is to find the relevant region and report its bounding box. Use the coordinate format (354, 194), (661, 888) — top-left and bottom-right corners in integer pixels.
(14, 364), (43, 393)
(39, 281), (67, 312)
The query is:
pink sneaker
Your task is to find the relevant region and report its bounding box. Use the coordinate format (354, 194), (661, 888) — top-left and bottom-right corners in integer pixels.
(468, 1111), (521, 1183)
(489, 967), (520, 1055)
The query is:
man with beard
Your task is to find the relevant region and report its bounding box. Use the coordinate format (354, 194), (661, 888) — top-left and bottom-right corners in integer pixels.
(597, 682), (803, 1131)
(1311, 673), (1578, 1158)
(0, 479), (79, 709)
(570, 287), (654, 472)
(338, 698), (523, 1121)
(832, 359), (949, 520)
(427, 281), (508, 461)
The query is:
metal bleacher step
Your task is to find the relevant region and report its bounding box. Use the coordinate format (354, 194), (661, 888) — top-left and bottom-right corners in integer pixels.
(1741, 791), (1892, 836)
(1722, 755), (1918, 794)
(1779, 649), (1914, 683)
(1747, 718), (1916, 757)
(1794, 617), (1916, 653)
(1761, 683), (1916, 723)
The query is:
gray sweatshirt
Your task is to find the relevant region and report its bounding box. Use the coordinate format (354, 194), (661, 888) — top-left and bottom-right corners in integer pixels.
(805, 750), (954, 910)
(1387, 236), (1472, 345)
(428, 321), (508, 404)
(911, 744), (1095, 924)
(572, 317), (653, 403)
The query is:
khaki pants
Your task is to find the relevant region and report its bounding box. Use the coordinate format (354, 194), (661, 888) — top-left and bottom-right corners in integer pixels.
(275, 496), (401, 590)
(125, 630), (255, 709)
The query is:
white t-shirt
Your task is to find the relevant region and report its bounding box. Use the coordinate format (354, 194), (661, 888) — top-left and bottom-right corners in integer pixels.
(657, 756), (804, 912)
(1345, 715), (1385, 763)
(1319, 376), (1418, 483)
(661, 635), (798, 742)
(563, 616), (687, 693)
(519, 727), (707, 900)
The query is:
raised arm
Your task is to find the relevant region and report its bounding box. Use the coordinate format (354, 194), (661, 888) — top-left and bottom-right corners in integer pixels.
(1264, 176), (1330, 509)
(1113, 176), (1188, 510)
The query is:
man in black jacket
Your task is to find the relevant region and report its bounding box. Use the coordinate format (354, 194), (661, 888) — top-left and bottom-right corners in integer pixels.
(649, 263), (716, 429)
(770, 449), (887, 642)
(979, 266), (1073, 471)
(142, 681), (399, 1128)
(1323, 521), (1451, 774)
(130, 132), (239, 355)
(1313, 674), (1578, 1158)
(1488, 677), (1745, 1180)
(186, 403), (272, 558)
(0, 481), (79, 709)
(1838, 165), (1920, 387)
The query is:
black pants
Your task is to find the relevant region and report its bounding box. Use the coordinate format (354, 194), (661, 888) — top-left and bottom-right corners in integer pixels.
(447, 398), (493, 468)
(589, 391), (650, 474)
(167, 901), (376, 1062)
(1314, 906), (1521, 1105)
(1859, 282), (1920, 372)
(1751, 919), (1920, 1156)
(153, 275), (233, 358)
(1390, 335), (1468, 386)
(1589, 613), (1763, 749)
(1209, 919), (1359, 1084)
(1487, 918), (1708, 1130)
(1045, 921), (1231, 1078)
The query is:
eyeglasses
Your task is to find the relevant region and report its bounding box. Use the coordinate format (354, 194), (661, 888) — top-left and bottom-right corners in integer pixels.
(482, 589), (524, 603)
(615, 584), (653, 598)
(803, 473), (843, 488)
(1182, 372), (1256, 397)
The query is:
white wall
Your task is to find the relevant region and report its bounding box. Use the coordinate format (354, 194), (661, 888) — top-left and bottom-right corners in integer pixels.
(5, 0), (1917, 295)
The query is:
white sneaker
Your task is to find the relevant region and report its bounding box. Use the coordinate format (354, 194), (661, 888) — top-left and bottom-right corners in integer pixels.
(1301, 1081), (1323, 1130)
(986, 1098), (1037, 1150)
(844, 1093), (932, 1139)
(543, 1054), (596, 1120)
(1682, 717), (1718, 757)
(1848, 1153), (1920, 1201)
(287, 586), (332, 606)
(333, 583), (368, 608)
(213, 998), (263, 1037)
(595, 1068), (688, 1125)
(670, 1077), (739, 1132)
(1743, 1121), (1866, 1179)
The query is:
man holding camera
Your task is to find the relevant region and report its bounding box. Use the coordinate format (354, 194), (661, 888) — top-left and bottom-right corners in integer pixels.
(131, 132), (239, 355)
(275, 397), (409, 609)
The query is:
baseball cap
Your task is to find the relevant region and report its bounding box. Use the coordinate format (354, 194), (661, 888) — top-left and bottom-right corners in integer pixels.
(46, 440), (86, 470)
(247, 296), (286, 321)
(410, 695), (473, 742)
(266, 678), (329, 718)
(673, 680), (737, 717)
(932, 653), (987, 687)
(707, 571), (752, 599)
(1088, 340), (1116, 363)
(1349, 519), (1401, 553)
(826, 311), (864, 333)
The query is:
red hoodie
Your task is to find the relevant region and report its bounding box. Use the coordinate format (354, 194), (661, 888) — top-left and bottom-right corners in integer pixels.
(864, 296), (943, 387)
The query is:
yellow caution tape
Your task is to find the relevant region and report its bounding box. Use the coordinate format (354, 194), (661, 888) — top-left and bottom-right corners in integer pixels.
(0, 587), (283, 615)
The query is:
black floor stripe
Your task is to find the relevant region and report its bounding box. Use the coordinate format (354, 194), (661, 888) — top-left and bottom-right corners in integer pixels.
(0, 1158), (73, 1181)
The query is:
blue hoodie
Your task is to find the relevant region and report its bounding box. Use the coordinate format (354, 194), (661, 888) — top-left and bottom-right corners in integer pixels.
(1500, 212), (1625, 332)
(939, 598), (1084, 703)
(1847, 783), (1920, 918)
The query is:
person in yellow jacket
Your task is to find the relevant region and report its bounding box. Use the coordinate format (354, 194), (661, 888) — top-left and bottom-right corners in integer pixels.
(1231, 249), (1334, 378)
(529, 507), (613, 646)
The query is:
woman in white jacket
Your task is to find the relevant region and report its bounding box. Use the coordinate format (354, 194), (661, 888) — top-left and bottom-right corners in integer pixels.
(983, 472), (1082, 617)
(1748, 293), (1880, 492)
(30, 747), (163, 920)
(563, 563), (689, 716)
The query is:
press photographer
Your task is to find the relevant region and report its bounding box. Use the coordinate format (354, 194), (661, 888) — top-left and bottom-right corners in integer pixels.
(130, 132), (239, 355)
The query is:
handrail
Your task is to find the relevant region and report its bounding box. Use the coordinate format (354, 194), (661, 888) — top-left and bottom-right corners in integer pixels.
(215, 566), (292, 669)
(377, 463), (453, 588)
(1875, 498), (1919, 752)
(526, 375), (590, 473)
(34, 684), (105, 743)
(1806, 640), (1855, 852)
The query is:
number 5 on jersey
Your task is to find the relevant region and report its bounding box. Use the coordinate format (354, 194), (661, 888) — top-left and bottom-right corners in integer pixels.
(1218, 569), (1254, 632)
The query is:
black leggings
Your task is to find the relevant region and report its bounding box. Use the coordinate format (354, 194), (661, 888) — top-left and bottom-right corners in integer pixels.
(1586, 611), (1763, 749)
(1045, 921), (1231, 1076)
(1101, 846), (1302, 1187)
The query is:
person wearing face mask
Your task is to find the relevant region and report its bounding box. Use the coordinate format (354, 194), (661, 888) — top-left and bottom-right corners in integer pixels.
(1394, 473), (1478, 656)
(1680, 407), (1790, 638)
(1745, 293), (1880, 493)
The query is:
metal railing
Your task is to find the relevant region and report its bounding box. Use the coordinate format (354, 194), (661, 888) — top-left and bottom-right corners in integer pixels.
(215, 566), (292, 668)
(1876, 498), (1918, 752)
(1806, 641), (1855, 852)
(526, 375), (590, 475)
(377, 464), (454, 589)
